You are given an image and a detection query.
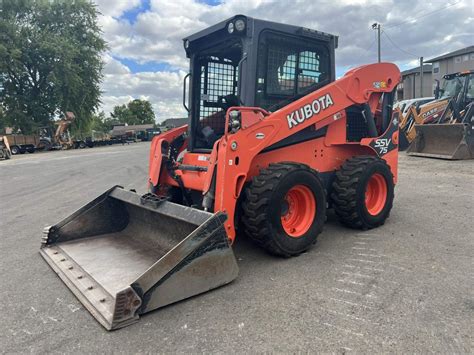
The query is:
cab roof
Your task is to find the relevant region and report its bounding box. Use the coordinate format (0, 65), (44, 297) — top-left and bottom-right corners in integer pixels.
(183, 15), (338, 52)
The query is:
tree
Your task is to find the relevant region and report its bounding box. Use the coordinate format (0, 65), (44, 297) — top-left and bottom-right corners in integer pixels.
(110, 99), (156, 125)
(0, 0), (106, 134)
(89, 111), (109, 133)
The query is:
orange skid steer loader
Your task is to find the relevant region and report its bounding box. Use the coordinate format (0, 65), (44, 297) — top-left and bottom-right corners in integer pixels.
(40, 16), (401, 330)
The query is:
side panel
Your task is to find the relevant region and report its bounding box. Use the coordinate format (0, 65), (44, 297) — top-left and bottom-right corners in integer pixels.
(250, 136), (373, 179)
(361, 109), (400, 183)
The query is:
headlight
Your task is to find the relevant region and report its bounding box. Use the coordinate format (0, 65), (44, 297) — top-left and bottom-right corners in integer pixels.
(227, 22), (234, 34)
(235, 19), (245, 32)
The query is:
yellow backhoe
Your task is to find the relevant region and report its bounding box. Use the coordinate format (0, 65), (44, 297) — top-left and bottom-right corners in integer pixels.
(405, 70), (474, 159)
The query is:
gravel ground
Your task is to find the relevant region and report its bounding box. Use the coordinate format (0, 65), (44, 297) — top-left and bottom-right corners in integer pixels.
(0, 143), (472, 353)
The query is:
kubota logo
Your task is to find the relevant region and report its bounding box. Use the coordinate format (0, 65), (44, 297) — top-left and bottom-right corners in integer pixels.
(287, 93), (334, 129)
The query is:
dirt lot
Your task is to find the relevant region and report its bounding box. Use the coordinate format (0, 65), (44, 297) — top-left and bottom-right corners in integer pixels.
(0, 143), (473, 353)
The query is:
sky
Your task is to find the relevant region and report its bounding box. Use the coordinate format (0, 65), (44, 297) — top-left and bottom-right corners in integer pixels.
(94, 0), (473, 122)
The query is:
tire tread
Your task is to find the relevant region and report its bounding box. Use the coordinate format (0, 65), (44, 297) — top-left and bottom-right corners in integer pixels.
(331, 155), (394, 230)
(242, 162), (324, 257)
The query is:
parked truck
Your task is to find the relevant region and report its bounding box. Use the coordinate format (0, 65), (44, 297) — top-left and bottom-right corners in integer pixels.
(6, 134), (40, 155)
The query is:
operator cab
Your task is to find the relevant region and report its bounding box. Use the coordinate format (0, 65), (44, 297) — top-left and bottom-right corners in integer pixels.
(437, 70), (474, 102)
(183, 15), (338, 151)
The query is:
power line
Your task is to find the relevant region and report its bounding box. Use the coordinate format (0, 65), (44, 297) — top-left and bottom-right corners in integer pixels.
(382, 30), (419, 58)
(367, 1), (462, 62)
(365, 31), (378, 51)
(384, 1), (462, 29)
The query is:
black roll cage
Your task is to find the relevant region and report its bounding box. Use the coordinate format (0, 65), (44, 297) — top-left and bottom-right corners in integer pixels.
(182, 15), (338, 152)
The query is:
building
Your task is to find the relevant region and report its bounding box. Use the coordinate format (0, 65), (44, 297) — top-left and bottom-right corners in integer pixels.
(425, 46), (474, 84)
(159, 117), (189, 129)
(110, 123), (154, 137)
(397, 64), (433, 101)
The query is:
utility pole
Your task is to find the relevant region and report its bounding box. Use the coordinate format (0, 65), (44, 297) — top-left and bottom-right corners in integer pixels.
(419, 57), (424, 98)
(372, 23), (381, 63)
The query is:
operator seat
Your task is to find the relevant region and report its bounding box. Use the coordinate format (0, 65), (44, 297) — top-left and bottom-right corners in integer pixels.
(199, 94), (240, 149)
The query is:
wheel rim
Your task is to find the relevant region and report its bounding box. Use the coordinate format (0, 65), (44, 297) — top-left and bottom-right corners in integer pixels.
(365, 173), (388, 216)
(281, 185), (316, 238)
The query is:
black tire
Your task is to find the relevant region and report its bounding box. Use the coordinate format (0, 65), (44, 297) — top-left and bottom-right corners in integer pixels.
(331, 155), (394, 230)
(242, 163), (326, 257)
(38, 140), (52, 151)
(78, 141), (87, 149)
(11, 146), (20, 155)
(27, 147), (35, 153)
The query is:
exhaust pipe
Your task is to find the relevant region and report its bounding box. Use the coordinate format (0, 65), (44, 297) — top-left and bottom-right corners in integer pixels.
(40, 186), (238, 330)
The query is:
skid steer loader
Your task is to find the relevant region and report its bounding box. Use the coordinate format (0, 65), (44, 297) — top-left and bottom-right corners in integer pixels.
(407, 70), (474, 159)
(40, 15), (401, 330)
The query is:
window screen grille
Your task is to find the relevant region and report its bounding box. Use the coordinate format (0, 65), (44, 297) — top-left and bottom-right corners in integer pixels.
(195, 57), (238, 148)
(256, 34), (330, 111)
(199, 58), (237, 121)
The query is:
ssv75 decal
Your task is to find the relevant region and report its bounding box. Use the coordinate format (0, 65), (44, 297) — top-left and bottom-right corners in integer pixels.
(369, 113), (399, 156)
(374, 138), (392, 154)
(287, 93), (334, 129)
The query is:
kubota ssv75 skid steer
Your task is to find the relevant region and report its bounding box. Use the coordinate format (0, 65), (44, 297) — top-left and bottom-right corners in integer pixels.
(40, 15), (401, 330)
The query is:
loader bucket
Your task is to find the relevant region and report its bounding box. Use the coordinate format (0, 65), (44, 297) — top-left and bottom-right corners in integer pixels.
(40, 186), (238, 330)
(407, 123), (474, 160)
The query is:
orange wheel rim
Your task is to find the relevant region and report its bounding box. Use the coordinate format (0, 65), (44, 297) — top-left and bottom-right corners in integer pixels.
(365, 173), (388, 216)
(281, 185), (316, 238)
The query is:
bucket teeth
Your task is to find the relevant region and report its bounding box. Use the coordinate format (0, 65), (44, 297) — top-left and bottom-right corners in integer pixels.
(41, 226), (52, 245)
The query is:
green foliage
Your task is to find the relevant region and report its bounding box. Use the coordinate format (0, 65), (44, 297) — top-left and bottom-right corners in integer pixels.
(73, 111), (126, 137)
(0, 107), (5, 132)
(0, 0), (107, 134)
(90, 111), (120, 134)
(110, 99), (156, 125)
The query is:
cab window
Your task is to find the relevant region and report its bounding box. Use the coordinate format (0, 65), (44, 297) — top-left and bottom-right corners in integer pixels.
(256, 32), (330, 111)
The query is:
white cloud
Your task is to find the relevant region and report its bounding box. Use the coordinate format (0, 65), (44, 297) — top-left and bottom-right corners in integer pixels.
(101, 57), (187, 122)
(102, 54), (130, 75)
(95, 0), (474, 118)
(94, 0), (141, 17)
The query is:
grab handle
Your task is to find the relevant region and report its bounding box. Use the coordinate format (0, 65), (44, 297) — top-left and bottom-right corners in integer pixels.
(183, 73), (191, 112)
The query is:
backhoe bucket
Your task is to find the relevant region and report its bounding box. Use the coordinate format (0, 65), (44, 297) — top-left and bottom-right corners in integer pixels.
(40, 186), (238, 330)
(407, 123), (474, 160)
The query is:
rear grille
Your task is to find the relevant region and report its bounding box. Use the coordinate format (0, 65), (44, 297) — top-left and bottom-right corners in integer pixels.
(346, 109), (368, 142)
